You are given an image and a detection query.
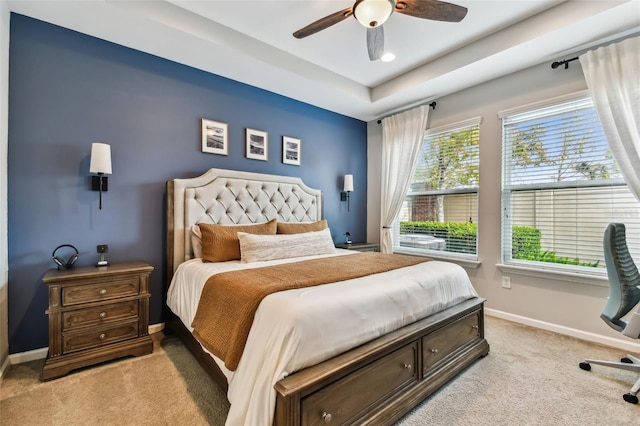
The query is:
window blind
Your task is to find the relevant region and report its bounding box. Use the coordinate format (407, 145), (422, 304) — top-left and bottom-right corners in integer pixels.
(501, 95), (640, 271)
(395, 118), (480, 258)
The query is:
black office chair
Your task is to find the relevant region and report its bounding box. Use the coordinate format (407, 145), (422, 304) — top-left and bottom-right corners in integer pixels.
(579, 223), (640, 404)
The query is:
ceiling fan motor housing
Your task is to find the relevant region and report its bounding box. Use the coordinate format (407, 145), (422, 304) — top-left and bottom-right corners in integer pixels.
(354, 0), (395, 28)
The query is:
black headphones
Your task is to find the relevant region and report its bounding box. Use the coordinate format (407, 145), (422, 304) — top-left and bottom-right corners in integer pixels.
(52, 244), (79, 270)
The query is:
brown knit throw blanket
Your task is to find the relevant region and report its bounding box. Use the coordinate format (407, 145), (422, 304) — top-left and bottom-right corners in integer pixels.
(191, 252), (430, 371)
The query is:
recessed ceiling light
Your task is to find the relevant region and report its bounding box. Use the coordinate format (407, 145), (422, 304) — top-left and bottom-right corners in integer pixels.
(381, 52), (396, 62)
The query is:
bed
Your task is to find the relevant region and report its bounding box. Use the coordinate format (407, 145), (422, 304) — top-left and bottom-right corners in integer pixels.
(165, 168), (489, 426)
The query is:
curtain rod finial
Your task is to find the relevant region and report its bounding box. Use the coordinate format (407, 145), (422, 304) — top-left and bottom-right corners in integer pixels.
(551, 56), (578, 70)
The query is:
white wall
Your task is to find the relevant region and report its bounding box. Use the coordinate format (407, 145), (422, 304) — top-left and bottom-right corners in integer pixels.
(367, 54), (640, 349)
(1, 0), (10, 373)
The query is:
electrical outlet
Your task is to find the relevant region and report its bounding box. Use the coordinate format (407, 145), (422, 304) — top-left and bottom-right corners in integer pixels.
(501, 276), (511, 289)
(97, 244), (109, 254)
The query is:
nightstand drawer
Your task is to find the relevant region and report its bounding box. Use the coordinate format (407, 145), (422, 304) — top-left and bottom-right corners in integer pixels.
(63, 321), (139, 354)
(62, 278), (140, 306)
(63, 301), (139, 331)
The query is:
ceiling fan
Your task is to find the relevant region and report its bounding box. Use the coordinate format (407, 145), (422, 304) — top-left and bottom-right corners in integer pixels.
(293, 0), (468, 61)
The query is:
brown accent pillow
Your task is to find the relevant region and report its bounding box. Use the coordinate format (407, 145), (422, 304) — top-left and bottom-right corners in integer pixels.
(199, 219), (277, 262)
(277, 219), (328, 234)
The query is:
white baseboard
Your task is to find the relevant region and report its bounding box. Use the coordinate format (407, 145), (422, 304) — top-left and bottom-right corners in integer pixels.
(8, 346), (48, 364)
(6, 322), (166, 366)
(486, 308), (640, 353)
(0, 354), (10, 379)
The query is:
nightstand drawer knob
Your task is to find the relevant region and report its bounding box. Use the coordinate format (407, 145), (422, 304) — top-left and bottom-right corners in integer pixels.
(430, 348), (439, 354)
(99, 312), (107, 319)
(99, 288), (107, 296)
(99, 333), (106, 340)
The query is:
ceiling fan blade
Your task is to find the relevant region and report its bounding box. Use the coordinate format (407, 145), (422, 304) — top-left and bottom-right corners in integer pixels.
(293, 7), (354, 39)
(367, 26), (384, 61)
(395, 0), (468, 23)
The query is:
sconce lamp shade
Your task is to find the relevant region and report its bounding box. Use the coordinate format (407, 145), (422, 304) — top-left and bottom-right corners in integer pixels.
(344, 174), (354, 192)
(341, 174), (354, 212)
(89, 143), (112, 175)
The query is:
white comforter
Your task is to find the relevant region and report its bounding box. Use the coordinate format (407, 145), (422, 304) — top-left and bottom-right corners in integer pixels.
(167, 251), (478, 426)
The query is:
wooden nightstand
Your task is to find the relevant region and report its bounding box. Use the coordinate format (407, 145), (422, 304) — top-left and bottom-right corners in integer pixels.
(42, 261), (154, 381)
(335, 242), (380, 252)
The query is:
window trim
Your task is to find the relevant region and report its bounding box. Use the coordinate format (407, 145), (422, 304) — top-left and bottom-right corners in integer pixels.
(497, 90), (590, 119)
(426, 116), (483, 135)
(499, 90), (636, 277)
(395, 247), (481, 269)
(496, 262), (608, 287)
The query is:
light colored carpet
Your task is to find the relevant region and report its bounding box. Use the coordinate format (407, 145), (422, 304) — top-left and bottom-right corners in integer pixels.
(1, 316), (638, 425)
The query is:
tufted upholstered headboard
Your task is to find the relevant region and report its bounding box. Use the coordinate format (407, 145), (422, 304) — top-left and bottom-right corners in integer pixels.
(166, 168), (323, 280)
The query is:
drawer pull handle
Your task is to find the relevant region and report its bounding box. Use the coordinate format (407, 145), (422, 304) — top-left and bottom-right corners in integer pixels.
(322, 411), (332, 423)
(99, 333), (106, 340)
(99, 289), (108, 296)
(471, 325), (479, 330)
(403, 363), (412, 370)
(99, 312), (107, 319)
(430, 348), (439, 354)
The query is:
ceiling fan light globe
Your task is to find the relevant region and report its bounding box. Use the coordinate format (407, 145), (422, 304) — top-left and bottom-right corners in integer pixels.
(354, 0), (394, 28)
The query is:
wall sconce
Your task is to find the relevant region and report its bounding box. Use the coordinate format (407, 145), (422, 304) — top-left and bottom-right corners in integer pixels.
(89, 142), (112, 210)
(341, 174), (354, 211)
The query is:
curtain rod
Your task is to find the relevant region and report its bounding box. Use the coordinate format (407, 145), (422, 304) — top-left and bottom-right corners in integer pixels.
(376, 101), (436, 124)
(551, 56), (578, 70)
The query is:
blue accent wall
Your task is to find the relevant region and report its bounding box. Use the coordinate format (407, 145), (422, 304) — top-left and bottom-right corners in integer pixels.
(8, 14), (367, 353)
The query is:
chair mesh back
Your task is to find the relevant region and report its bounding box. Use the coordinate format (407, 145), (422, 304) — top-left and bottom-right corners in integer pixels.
(601, 223), (640, 331)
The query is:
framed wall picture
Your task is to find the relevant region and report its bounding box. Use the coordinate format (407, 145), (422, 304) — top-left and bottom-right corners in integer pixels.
(201, 119), (228, 155)
(283, 136), (301, 166)
(246, 128), (268, 161)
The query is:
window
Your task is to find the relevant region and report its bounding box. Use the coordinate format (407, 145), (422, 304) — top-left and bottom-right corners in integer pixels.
(501, 93), (640, 274)
(394, 117), (481, 259)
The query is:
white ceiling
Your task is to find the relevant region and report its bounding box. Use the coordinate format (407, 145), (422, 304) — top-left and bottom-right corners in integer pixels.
(7, 0), (640, 121)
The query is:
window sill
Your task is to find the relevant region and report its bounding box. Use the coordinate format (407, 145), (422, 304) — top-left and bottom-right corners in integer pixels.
(496, 263), (609, 287)
(394, 248), (481, 269)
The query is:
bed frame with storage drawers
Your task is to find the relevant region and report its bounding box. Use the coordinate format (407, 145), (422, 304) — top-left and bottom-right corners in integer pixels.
(165, 168), (490, 425)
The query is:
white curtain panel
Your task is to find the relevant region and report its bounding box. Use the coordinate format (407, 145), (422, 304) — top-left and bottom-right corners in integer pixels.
(380, 105), (430, 253)
(579, 36), (640, 201)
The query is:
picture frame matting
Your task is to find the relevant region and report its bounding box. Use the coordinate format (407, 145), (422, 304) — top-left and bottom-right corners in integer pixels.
(201, 119), (228, 155)
(246, 128), (268, 161)
(282, 136), (301, 166)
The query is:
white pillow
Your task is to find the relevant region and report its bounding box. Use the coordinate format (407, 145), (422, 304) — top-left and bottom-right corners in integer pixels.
(238, 227), (336, 263)
(191, 225), (202, 258)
